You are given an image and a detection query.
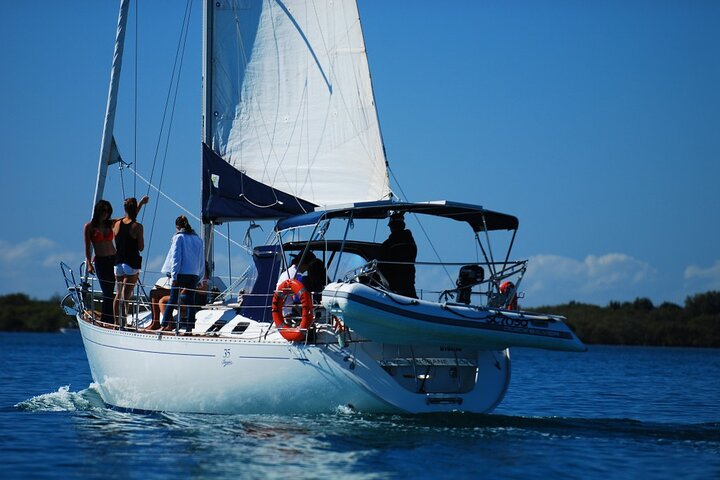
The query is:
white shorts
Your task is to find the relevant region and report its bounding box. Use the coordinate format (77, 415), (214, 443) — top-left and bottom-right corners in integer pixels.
(114, 263), (140, 277)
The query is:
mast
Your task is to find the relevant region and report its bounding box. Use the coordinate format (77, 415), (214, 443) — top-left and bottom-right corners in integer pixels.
(202, 0), (214, 278)
(93, 0), (130, 212)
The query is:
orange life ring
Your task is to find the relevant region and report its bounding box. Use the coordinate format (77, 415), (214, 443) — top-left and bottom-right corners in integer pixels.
(272, 278), (314, 342)
(499, 281), (518, 310)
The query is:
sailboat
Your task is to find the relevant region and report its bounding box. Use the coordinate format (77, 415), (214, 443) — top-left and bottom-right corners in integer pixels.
(60, 0), (585, 414)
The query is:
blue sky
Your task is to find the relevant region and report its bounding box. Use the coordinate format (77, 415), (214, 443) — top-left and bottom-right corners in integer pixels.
(1, 1), (718, 307)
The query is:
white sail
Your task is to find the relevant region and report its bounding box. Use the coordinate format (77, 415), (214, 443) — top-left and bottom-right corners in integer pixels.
(210, 0), (390, 209)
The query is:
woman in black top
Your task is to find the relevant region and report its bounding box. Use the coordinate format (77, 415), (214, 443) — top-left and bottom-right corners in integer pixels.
(112, 196), (148, 326)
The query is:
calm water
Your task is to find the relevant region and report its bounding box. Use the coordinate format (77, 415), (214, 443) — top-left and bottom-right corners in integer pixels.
(1, 332), (718, 479)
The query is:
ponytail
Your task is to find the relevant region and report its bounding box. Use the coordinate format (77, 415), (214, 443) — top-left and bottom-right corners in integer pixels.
(124, 197), (138, 221)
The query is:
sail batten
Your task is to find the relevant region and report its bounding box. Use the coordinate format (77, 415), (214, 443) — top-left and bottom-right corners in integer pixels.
(204, 0), (390, 221)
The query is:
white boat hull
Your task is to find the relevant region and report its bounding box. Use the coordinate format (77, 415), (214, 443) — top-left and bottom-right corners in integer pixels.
(322, 282), (587, 352)
(77, 311), (511, 414)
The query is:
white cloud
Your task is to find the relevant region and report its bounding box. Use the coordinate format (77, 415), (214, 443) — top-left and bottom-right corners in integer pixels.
(684, 260), (720, 291)
(0, 237), (83, 299)
(521, 253), (657, 306)
(45, 252), (83, 271)
(0, 237), (56, 262)
(383, 253), (660, 305)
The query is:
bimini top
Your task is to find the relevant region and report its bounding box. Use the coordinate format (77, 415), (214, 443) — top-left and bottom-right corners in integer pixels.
(275, 200), (519, 232)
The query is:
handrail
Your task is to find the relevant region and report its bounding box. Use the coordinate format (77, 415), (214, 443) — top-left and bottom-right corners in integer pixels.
(59, 262), (86, 313)
(338, 258), (528, 309)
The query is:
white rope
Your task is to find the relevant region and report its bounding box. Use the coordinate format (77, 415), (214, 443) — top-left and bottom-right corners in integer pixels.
(128, 165), (253, 254)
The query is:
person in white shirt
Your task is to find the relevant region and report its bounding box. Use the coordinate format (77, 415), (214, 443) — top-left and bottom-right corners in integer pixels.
(159, 216), (205, 331)
(276, 255), (302, 287)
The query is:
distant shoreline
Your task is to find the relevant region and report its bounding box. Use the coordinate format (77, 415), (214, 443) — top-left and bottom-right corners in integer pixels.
(1, 292), (718, 347)
(529, 291), (719, 348)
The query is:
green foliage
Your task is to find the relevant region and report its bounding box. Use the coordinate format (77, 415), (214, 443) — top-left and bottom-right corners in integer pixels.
(684, 291), (720, 316)
(533, 291), (720, 348)
(2, 291), (719, 346)
(0, 293), (73, 332)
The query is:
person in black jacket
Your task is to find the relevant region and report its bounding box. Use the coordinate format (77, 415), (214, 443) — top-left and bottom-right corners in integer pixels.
(377, 212), (417, 298)
(296, 251), (328, 304)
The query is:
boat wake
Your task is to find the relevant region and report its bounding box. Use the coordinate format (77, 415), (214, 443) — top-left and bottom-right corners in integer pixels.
(14, 384), (106, 413)
(11, 388), (719, 454)
(13, 387), (719, 445)
(306, 411), (720, 447)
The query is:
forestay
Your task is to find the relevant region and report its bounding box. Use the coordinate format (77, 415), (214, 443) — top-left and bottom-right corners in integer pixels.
(204, 0), (390, 221)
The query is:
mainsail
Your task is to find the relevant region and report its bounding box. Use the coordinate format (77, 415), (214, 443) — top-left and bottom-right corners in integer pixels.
(203, 0), (391, 222)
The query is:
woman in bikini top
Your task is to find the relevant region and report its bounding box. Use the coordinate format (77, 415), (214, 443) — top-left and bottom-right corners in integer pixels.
(90, 228), (114, 244)
(83, 200), (118, 324)
(84, 200), (116, 272)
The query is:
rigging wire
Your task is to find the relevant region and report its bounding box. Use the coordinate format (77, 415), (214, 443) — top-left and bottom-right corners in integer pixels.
(387, 165), (454, 284)
(142, 0), (193, 205)
(128, 166), (252, 255)
(139, 0), (194, 285)
(133, 0), (139, 197)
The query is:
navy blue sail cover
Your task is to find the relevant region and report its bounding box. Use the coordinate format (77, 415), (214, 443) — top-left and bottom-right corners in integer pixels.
(239, 245), (282, 323)
(202, 143), (317, 222)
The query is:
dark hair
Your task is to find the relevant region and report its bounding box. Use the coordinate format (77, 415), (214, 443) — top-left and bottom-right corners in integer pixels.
(91, 200), (113, 228)
(124, 197), (138, 221)
(388, 211), (405, 229)
(176, 215), (194, 234)
(389, 218), (405, 231)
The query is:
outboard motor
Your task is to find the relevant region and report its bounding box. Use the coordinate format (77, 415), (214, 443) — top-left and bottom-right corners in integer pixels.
(456, 265), (484, 304)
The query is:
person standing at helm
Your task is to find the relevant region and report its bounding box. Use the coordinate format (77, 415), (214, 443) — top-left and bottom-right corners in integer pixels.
(298, 251), (328, 301)
(378, 212), (418, 298)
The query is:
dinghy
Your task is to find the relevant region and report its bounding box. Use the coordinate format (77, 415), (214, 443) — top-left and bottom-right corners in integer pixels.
(324, 282), (585, 352)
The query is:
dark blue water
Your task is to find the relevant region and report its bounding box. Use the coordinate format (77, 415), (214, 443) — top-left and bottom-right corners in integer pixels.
(1, 332), (718, 479)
